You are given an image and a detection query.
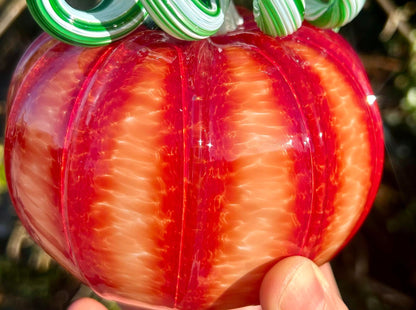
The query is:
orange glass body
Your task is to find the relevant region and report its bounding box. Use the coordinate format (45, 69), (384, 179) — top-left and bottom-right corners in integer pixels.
(5, 13), (383, 310)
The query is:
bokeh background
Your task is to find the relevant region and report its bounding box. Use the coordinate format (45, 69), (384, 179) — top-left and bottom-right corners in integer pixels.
(0, 0), (416, 309)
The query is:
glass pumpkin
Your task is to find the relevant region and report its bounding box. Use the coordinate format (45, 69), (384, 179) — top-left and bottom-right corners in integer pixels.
(4, 13), (384, 310)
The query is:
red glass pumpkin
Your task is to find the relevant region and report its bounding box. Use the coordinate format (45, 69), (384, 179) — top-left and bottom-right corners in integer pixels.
(5, 13), (383, 310)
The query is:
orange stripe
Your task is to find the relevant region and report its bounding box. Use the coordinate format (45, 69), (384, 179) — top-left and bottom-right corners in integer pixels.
(92, 49), (173, 305)
(64, 47), (179, 307)
(207, 47), (300, 308)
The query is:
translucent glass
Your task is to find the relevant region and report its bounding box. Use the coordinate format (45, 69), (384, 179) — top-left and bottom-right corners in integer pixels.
(5, 14), (384, 310)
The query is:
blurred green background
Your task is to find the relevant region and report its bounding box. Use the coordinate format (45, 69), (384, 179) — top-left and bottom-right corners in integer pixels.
(0, 0), (416, 309)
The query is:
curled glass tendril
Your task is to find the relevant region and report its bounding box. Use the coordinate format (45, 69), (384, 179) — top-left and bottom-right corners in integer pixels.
(26, 0), (366, 46)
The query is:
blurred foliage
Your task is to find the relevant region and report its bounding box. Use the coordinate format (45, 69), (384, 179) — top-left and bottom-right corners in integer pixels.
(1, 0), (416, 309)
(0, 256), (78, 310)
(0, 145), (8, 193)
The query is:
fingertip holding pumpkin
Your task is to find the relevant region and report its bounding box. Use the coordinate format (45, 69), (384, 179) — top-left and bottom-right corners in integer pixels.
(67, 298), (108, 310)
(259, 257), (348, 310)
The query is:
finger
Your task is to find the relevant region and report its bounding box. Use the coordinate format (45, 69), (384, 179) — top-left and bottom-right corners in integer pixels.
(259, 256), (348, 310)
(26, 0), (148, 46)
(319, 262), (342, 297)
(67, 297), (108, 310)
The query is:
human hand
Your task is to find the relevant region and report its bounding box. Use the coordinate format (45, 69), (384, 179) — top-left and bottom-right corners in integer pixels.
(68, 256), (348, 310)
(259, 256), (348, 310)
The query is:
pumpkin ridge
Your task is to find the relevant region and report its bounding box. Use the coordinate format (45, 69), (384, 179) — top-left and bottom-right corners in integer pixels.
(257, 38), (338, 260)
(172, 44), (188, 309)
(286, 27), (384, 258)
(4, 36), (61, 238)
(205, 44), (310, 309)
(170, 39), (232, 308)
(4, 38), (113, 281)
(288, 43), (375, 263)
(243, 30), (373, 261)
(296, 28), (385, 240)
(233, 34), (335, 260)
(60, 44), (117, 272)
(63, 44), (179, 305)
(245, 43), (319, 257)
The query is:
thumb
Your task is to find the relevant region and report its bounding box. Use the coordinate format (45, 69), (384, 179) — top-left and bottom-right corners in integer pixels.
(259, 256), (348, 310)
(67, 297), (108, 310)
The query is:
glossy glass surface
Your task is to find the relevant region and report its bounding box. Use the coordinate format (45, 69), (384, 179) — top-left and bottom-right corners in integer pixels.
(5, 13), (384, 310)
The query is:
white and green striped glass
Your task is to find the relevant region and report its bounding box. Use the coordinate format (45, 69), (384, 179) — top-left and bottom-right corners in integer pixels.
(26, 0), (148, 46)
(253, 0), (305, 37)
(305, 0), (366, 28)
(140, 0), (229, 40)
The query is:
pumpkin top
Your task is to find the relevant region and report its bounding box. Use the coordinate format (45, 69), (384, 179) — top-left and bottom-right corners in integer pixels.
(26, 0), (366, 46)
